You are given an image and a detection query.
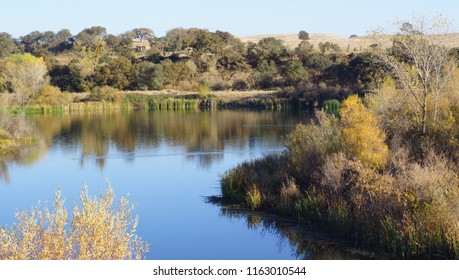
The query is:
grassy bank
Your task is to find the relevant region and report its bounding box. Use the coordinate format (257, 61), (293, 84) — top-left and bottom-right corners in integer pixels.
(221, 94), (459, 259)
(6, 90), (304, 115)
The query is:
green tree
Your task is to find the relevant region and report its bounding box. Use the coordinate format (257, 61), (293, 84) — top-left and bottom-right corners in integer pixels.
(76, 26), (107, 52)
(131, 28), (155, 41)
(19, 31), (54, 57)
(305, 53), (333, 73)
(93, 57), (134, 90)
(133, 61), (164, 90)
(318, 42), (341, 54)
(285, 60), (307, 86)
(294, 41), (314, 63)
(55, 29), (72, 42)
(163, 28), (190, 53)
(251, 60), (278, 89)
(348, 52), (389, 91)
(216, 47), (250, 81)
(298, 30), (310, 40)
(0, 33), (17, 58)
(247, 37), (288, 67)
(161, 59), (197, 89)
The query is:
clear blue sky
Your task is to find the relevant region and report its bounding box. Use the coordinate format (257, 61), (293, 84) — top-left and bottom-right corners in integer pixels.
(0, 0), (458, 38)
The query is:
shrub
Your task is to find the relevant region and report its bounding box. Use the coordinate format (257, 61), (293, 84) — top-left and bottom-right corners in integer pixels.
(279, 178), (300, 213)
(246, 185), (262, 210)
(323, 99), (340, 116)
(87, 86), (124, 103)
(32, 84), (71, 107)
(220, 153), (288, 207)
(0, 185), (149, 260)
(284, 111), (342, 186)
(340, 95), (389, 169)
(232, 79), (248, 90)
(0, 128), (11, 140)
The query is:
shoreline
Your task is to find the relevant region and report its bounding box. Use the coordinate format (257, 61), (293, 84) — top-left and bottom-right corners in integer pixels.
(5, 89), (305, 115)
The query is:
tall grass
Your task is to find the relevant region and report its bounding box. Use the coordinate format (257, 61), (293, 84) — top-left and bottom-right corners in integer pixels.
(0, 185), (149, 260)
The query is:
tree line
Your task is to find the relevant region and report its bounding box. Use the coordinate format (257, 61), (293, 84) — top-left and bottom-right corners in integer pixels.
(0, 26), (403, 103)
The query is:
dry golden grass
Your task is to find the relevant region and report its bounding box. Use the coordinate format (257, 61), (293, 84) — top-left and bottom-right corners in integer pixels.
(238, 33), (459, 52)
(0, 185), (149, 260)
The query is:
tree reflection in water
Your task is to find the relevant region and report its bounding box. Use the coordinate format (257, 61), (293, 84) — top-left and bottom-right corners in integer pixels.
(219, 207), (378, 260)
(2, 110), (303, 173)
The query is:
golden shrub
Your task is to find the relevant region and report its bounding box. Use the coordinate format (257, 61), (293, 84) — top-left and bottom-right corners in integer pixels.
(340, 94), (389, 169)
(0, 185), (149, 260)
(32, 84), (71, 107)
(246, 184), (262, 210)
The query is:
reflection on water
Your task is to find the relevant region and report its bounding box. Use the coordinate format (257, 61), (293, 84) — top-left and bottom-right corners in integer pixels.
(0, 146), (45, 184)
(0, 109), (368, 259)
(27, 110), (303, 169)
(219, 208), (376, 260)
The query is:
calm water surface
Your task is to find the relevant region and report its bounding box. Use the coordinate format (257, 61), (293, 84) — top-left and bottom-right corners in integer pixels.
(0, 110), (360, 259)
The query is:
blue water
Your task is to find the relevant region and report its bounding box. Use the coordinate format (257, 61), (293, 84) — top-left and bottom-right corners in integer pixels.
(0, 110), (351, 259)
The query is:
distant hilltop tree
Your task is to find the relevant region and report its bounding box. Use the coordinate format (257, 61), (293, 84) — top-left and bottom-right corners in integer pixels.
(298, 30), (310, 40)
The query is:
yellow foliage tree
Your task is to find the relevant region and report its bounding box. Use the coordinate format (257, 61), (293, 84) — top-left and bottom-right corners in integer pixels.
(2, 53), (47, 104)
(340, 95), (389, 169)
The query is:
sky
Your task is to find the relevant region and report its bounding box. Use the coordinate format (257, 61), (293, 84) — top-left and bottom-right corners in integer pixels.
(0, 0), (458, 38)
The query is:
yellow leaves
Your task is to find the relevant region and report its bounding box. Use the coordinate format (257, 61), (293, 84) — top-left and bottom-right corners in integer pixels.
(0, 185), (148, 260)
(246, 184), (262, 210)
(3, 53), (47, 101)
(6, 53), (45, 66)
(32, 84), (71, 107)
(340, 95), (389, 169)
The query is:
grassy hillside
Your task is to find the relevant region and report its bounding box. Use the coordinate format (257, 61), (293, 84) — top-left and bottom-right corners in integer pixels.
(238, 33), (459, 52)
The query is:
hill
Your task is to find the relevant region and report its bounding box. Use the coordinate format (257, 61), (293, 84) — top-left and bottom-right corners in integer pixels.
(238, 33), (459, 52)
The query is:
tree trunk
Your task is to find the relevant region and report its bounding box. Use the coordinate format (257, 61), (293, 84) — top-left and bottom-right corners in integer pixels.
(433, 90), (439, 123)
(422, 93), (428, 136)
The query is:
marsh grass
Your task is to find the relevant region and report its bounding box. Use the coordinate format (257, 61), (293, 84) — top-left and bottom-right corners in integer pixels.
(0, 185), (149, 260)
(122, 94), (213, 110)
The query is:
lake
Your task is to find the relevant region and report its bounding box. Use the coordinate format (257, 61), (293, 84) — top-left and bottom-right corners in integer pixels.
(0, 110), (363, 259)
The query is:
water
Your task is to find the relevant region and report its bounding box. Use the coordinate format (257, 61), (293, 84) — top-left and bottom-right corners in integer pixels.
(0, 110), (362, 259)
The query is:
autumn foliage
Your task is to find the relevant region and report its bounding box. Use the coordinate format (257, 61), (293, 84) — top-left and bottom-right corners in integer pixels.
(222, 92), (459, 259)
(0, 185), (149, 260)
(340, 95), (388, 169)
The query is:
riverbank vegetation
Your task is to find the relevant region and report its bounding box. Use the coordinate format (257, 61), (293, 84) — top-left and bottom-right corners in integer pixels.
(0, 185), (148, 260)
(4, 23), (452, 112)
(221, 17), (459, 259)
